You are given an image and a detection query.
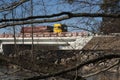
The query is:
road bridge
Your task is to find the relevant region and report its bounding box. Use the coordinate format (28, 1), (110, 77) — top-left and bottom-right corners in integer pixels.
(0, 32), (93, 54)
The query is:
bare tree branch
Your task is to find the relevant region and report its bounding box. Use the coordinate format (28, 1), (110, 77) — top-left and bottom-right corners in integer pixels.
(0, 12), (120, 22)
(24, 53), (120, 80)
(69, 25), (97, 33)
(0, 12), (120, 28)
(0, 50), (120, 80)
(83, 60), (120, 78)
(0, 0), (30, 12)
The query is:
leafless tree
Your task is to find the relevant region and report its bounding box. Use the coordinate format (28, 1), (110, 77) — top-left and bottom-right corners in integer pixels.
(0, 0), (120, 80)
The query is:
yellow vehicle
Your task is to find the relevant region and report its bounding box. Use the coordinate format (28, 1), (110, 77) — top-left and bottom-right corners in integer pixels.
(53, 24), (67, 33)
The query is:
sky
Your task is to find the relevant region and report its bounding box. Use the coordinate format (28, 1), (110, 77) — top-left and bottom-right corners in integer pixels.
(0, 0), (102, 33)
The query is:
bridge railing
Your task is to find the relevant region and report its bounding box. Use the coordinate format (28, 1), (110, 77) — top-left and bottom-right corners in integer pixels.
(0, 32), (89, 38)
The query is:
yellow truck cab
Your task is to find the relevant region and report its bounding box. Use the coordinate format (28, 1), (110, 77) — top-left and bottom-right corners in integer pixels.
(53, 24), (67, 33)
